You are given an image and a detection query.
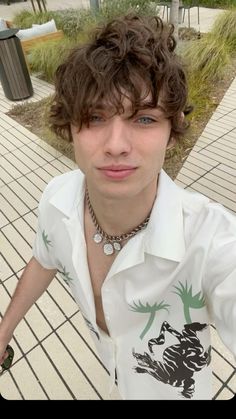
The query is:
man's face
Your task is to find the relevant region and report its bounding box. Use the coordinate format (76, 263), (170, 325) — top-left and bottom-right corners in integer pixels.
(71, 95), (173, 200)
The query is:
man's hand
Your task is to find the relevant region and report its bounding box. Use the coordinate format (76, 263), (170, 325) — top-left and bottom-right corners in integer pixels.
(0, 345), (9, 366)
(0, 344), (14, 374)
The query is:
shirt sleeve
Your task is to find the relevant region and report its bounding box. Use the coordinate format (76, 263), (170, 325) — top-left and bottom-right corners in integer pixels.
(203, 208), (236, 360)
(32, 182), (59, 270)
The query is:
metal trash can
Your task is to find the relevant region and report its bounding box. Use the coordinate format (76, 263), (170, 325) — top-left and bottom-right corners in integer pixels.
(0, 28), (33, 101)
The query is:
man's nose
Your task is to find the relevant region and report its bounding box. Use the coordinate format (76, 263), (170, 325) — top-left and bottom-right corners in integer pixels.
(103, 118), (132, 156)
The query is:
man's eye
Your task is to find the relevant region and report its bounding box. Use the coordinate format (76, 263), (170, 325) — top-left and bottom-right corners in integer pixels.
(136, 116), (156, 125)
(89, 115), (103, 123)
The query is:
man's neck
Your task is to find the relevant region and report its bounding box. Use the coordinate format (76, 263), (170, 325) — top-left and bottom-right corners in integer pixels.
(85, 181), (158, 237)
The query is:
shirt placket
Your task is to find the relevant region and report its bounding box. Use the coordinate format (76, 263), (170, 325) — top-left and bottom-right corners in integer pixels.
(101, 281), (118, 393)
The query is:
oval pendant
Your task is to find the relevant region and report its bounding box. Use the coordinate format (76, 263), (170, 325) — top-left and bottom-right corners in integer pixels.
(113, 242), (121, 251)
(103, 242), (114, 255)
(93, 233), (103, 244)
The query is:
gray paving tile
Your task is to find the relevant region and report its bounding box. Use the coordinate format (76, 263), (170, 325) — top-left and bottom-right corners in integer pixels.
(178, 166), (202, 181)
(199, 149), (235, 169)
(185, 155), (214, 172)
(210, 167), (236, 185)
(27, 141), (59, 162)
(9, 126), (35, 145)
(191, 150), (219, 166)
(17, 176), (44, 201)
(189, 182), (236, 212)
(204, 172), (236, 193)
(0, 210), (9, 229)
(34, 167), (55, 183)
(217, 137), (236, 150)
(0, 254), (14, 282)
(0, 129), (28, 150)
(6, 181), (38, 210)
(3, 153), (32, 176)
(26, 345), (75, 400)
(0, 165), (15, 184)
(215, 387), (235, 400)
(218, 164), (236, 177)
(25, 172), (47, 192)
(2, 223), (33, 262)
(228, 374), (236, 394)
(0, 373), (23, 400)
(3, 357), (48, 400)
(182, 161), (206, 176)
(175, 172), (193, 186)
(0, 194), (20, 222)
(2, 184), (30, 218)
(12, 217), (36, 245)
(11, 149), (41, 171)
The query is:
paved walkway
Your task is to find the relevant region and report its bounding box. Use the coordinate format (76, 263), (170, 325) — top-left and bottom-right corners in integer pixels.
(176, 77), (236, 215)
(0, 1), (235, 401)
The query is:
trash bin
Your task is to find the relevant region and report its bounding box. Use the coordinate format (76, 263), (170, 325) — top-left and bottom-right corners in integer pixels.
(0, 28), (33, 101)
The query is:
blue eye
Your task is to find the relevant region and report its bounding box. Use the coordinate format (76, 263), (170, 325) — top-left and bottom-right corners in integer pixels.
(137, 116), (155, 125)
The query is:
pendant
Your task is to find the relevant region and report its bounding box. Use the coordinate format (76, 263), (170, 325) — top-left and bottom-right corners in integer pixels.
(93, 233), (103, 244)
(103, 242), (114, 255)
(113, 242), (121, 251)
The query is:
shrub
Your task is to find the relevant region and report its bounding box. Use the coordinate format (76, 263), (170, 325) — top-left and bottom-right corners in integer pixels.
(29, 35), (89, 82)
(211, 8), (236, 50)
(13, 10), (58, 28)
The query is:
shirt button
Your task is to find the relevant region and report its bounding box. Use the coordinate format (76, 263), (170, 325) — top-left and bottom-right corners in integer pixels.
(106, 315), (110, 321)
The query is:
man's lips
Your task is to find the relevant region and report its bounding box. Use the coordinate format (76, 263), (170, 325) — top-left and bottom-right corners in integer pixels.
(98, 165), (137, 179)
(99, 165), (137, 170)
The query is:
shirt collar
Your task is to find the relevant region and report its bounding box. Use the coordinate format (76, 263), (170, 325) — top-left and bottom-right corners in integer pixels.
(143, 170), (186, 262)
(49, 169), (85, 218)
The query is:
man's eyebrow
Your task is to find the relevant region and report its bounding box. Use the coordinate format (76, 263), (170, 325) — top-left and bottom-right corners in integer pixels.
(136, 104), (166, 114)
(89, 103), (166, 114)
(90, 104), (106, 111)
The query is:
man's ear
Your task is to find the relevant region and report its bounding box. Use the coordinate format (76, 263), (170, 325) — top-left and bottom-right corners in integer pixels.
(167, 136), (176, 150)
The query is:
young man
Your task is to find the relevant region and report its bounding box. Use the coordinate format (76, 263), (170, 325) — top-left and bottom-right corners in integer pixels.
(0, 14), (235, 400)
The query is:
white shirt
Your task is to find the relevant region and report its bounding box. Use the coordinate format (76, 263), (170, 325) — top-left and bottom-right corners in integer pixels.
(33, 169), (236, 400)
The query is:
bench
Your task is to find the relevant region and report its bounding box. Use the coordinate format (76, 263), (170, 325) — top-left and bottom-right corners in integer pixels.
(20, 30), (64, 55)
(6, 20), (64, 64)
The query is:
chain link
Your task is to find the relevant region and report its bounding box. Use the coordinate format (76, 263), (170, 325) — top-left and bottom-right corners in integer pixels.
(85, 188), (150, 243)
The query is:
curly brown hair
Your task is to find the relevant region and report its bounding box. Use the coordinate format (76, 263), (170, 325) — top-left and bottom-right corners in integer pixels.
(49, 14), (191, 142)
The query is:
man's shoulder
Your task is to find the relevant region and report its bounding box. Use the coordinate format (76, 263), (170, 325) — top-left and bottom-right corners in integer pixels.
(180, 186), (236, 232)
(39, 169), (84, 215)
(180, 185), (210, 214)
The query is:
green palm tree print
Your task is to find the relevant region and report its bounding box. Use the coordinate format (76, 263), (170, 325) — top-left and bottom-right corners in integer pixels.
(58, 265), (74, 284)
(42, 230), (52, 251)
(173, 281), (206, 324)
(129, 300), (170, 339)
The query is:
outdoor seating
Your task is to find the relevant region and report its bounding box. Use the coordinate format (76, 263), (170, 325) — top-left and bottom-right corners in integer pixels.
(5, 20), (63, 68)
(30, 0), (47, 13)
(182, 1), (200, 27)
(156, 1), (200, 28)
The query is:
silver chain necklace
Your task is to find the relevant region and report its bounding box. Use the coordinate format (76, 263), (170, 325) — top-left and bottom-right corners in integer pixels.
(85, 188), (151, 256)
